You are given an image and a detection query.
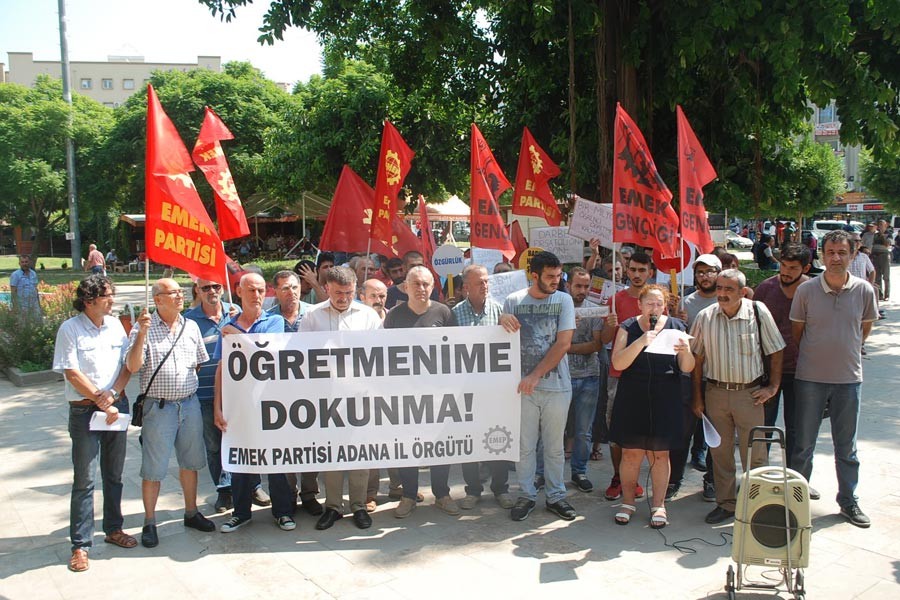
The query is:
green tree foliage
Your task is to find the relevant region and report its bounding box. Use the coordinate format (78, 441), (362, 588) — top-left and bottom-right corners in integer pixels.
(860, 152), (900, 213)
(94, 61), (292, 215)
(200, 0), (900, 221)
(0, 77), (113, 260)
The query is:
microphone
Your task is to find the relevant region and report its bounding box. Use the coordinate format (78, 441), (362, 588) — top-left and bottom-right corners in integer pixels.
(649, 315), (658, 329)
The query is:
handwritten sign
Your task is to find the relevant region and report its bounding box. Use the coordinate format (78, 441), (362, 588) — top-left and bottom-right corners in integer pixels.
(575, 305), (610, 319)
(568, 199), (614, 249)
(471, 247), (504, 273)
(488, 269), (529, 306)
(529, 227), (583, 264)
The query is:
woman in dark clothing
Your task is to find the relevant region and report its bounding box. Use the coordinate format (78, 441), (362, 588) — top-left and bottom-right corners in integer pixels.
(609, 285), (694, 528)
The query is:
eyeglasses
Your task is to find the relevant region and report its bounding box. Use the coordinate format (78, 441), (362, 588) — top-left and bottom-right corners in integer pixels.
(200, 284), (222, 292)
(695, 270), (719, 278)
(156, 289), (185, 297)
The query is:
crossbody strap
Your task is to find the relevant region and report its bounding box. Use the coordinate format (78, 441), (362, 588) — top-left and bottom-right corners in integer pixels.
(141, 319), (187, 398)
(751, 301), (768, 376)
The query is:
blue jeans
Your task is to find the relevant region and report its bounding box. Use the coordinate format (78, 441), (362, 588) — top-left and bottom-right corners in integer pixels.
(518, 390), (571, 503)
(569, 376), (600, 475)
(791, 380), (861, 508)
(68, 398), (129, 551)
(764, 373), (797, 461)
(233, 472), (295, 521)
(199, 399), (231, 491)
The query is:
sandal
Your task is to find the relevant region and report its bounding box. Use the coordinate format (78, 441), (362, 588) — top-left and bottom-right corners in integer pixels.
(590, 448), (603, 461)
(650, 506), (668, 529)
(614, 504), (636, 525)
(68, 548), (89, 572)
(104, 529), (138, 548)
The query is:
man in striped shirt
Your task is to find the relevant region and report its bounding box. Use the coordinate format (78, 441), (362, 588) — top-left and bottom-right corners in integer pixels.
(690, 269), (786, 525)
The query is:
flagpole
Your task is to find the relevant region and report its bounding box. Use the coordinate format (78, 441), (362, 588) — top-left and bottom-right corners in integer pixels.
(144, 253), (150, 309)
(223, 241), (233, 304)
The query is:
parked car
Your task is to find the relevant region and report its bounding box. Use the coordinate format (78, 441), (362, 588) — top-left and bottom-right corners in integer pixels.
(725, 230), (754, 249)
(811, 220), (863, 241)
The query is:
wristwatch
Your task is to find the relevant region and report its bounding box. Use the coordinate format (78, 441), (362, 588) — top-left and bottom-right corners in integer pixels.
(111, 389), (121, 400)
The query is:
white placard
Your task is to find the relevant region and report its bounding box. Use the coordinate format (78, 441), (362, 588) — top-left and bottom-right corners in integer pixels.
(487, 269), (529, 306)
(89, 411), (131, 431)
(471, 247), (504, 273)
(432, 244), (466, 277)
(529, 226), (584, 264)
(568, 199), (614, 249)
(221, 327), (521, 473)
(644, 330), (693, 355)
(575, 306), (610, 319)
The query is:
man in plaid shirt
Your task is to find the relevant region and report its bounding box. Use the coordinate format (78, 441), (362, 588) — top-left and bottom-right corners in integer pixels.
(125, 278), (216, 548)
(452, 264), (515, 511)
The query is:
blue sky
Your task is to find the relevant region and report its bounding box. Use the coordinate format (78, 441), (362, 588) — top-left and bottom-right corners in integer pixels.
(1, 0), (322, 85)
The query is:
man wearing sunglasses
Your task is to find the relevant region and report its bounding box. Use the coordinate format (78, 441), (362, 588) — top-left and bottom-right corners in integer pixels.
(185, 278), (245, 514)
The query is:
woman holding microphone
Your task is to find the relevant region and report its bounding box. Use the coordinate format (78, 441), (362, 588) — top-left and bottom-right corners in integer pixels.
(609, 285), (694, 528)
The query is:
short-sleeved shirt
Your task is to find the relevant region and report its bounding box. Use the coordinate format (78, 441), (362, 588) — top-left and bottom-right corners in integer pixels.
(267, 300), (313, 332)
(849, 252), (874, 280)
(9, 268), (39, 314)
(184, 301), (241, 402)
(86, 249), (105, 269)
(128, 312), (208, 400)
(790, 273), (877, 384)
(569, 298), (605, 379)
(299, 300), (383, 332)
(212, 310), (286, 361)
(754, 275), (801, 373)
(504, 289), (576, 393)
(53, 313), (128, 402)
(452, 298), (502, 327)
(680, 292), (717, 329)
(384, 302), (455, 329)
(690, 298), (786, 384)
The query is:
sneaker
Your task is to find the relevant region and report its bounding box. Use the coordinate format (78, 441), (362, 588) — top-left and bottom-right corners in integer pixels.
(705, 506), (735, 524)
(510, 498), (536, 521)
(665, 482), (680, 500)
(546, 499), (577, 521)
(702, 479), (716, 502)
(434, 495), (460, 516)
(571, 474), (593, 493)
(220, 515), (250, 533)
(840, 503), (871, 528)
(534, 475), (545, 491)
(214, 491), (233, 513)
(394, 497), (416, 518)
(691, 458), (708, 472)
(459, 494), (480, 510)
(604, 476), (622, 500)
(252, 487), (272, 507)
(495, 493), (515, 509)
(275, 516), (296, 531)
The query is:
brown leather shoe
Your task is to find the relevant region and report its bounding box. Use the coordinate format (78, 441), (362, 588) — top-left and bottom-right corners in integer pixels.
(68, 548), (89, 572)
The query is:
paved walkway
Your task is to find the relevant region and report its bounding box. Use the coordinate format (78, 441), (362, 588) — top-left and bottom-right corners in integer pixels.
(1, 271), (899, 599)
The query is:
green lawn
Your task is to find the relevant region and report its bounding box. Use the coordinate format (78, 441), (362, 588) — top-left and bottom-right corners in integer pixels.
(0, 256), (299, 287)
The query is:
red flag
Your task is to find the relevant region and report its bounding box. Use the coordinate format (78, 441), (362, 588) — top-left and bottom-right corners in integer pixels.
(192, 107), (250, 241)
(371, 120), (415, 246)
(470, 124), (515, 258)
(509, 220), (529, 266)
(512, 127), (563, 225)
(677, 106), (717, 254)
(320, 165), (419, 258)
(145, 85), (227, 285)
(417, 194), (437, 269)
(612, 103), (680, 257)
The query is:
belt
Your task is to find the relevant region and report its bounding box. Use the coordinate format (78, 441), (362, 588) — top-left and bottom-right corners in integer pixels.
(706, 377), (763, 391)
(145, 394), (193, 407)
(70, 399), (95, 407)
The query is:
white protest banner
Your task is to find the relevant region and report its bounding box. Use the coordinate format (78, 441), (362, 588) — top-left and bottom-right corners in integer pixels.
(568, 199), (614, 249)
(222, 326), (521, 474)
(488, 269), (529, 306)
(471, 247), (504, 273)
(529, 227), (584, 264)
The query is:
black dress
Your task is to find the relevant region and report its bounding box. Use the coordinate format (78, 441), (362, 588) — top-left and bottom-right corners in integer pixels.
(609, 316), (686, 451)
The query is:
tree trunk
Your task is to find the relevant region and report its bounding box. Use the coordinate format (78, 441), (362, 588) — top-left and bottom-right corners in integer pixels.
(567, 0), (577, 211)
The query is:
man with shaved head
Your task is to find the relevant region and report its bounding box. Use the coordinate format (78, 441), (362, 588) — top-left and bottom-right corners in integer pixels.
(213, 273), (296, 534)
(360, 278), (389, 320)
(126, 278), (216, 548)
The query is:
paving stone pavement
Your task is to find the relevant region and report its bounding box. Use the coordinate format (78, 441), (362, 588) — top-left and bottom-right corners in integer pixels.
(1, 271), (899, 599)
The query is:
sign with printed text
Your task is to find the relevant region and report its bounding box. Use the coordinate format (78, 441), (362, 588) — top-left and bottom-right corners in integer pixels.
(221, 327), (521, 473)
(529, 227), (584, 264)
(588, 276), (625, 306)
(432, 244), (465, 277)
(488, 269), (530, 306)
(518, 247), (544, 271)
(568, 199), (614, 249)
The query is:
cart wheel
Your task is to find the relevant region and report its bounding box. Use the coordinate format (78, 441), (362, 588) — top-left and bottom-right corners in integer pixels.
(795, 570), (805, 592)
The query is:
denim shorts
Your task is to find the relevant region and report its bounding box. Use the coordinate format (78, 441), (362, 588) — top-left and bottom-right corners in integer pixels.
(139, 393), (206, 481)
